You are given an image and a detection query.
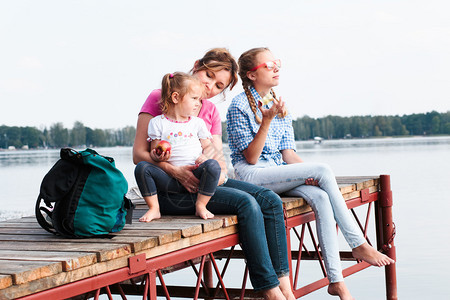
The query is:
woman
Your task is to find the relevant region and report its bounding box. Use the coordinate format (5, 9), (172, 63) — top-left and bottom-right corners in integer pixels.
(226, 47), (395, 300)
(133, 48), (295, 300)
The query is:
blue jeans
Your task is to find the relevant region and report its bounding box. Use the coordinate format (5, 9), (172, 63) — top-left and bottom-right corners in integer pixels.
(234, 160), (367, 283)
(134, 163), (289, 291)
(135, 159), (221, 198)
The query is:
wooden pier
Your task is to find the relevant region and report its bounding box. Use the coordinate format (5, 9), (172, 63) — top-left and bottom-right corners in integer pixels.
(0, 175), (397, 299)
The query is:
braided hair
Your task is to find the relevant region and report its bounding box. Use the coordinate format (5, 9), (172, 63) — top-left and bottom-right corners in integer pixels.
(238, 48), (287, 124)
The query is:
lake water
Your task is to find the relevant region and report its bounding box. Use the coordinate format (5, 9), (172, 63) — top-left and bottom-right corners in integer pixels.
(1, 136), (449, 299)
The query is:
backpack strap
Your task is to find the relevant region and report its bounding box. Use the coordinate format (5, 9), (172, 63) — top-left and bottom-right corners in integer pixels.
(124, 196), (135, 225)
(35, 195), (58, 235)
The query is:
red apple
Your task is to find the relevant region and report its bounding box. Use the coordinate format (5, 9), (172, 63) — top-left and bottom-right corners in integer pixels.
(155, 140), (172, 156)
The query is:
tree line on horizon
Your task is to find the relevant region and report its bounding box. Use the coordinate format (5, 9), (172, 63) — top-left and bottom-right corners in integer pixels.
(222, 110), (449, 142)
(1, 111), (449, 149)
(0, 121), (136, 149)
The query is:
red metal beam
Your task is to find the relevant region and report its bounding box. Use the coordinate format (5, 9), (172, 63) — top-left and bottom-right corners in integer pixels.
(379, 175), (398, 300)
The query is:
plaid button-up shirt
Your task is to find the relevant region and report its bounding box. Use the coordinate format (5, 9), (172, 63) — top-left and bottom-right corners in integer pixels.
(226, 86), (296, 166)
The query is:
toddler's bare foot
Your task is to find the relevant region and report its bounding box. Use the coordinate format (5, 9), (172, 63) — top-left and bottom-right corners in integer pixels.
(352, 242), (395, 267)
(328, 281), (354, 300)
(195, 205), (214, 220)
(139, 209), (161, 222)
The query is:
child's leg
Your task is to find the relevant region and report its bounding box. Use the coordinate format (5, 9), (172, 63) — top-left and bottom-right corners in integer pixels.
(195, 194), (214, 219)
(140, 194), (161, 222)
(134, 161), (164, 222)
(192, 159), (221, 219)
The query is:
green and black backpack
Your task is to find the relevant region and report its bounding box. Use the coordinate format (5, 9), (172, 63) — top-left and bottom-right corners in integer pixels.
(35, 148), (134, 238)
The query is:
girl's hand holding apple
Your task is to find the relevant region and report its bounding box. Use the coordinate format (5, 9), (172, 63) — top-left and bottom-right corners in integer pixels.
(151, 140), (172, 162)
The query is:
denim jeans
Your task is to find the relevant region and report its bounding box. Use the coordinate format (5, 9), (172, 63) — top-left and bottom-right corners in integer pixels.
(135, 159), (220, 198)
(234, 160), (367, 283)
(134, 164), (289, 291)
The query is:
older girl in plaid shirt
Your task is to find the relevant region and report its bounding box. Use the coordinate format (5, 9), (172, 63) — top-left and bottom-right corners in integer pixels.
(227, 47), (394, 300)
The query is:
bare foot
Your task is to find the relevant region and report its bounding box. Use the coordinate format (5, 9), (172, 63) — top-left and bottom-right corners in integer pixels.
(352, 242), (395, 267)
(139, 208), (161, 222)
(261, 286), (286, 300)
(278, 276), (295, 300)
(328, 282), (354, 300)
(195, 205), (214, 219)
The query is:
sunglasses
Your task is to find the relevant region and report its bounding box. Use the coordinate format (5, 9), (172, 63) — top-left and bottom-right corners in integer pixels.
(250, 59), (281, 71)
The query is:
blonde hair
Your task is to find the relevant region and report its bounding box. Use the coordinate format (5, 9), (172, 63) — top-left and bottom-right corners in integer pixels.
(160, 72), (202, 114)
(238, 47), (287, 124)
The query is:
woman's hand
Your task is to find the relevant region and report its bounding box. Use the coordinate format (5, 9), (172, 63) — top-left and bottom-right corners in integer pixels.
(195, 154), (207, 165)
(172, 165), (200, 193)
(305, 178), (319, 186)
(217, 172), (227, 186)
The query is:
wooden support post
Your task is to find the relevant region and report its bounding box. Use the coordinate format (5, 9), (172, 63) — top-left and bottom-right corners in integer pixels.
(379, 175), (398, 300)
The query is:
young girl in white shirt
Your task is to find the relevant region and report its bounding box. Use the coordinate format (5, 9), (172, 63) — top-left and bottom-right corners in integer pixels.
(136, 72), (220, 222)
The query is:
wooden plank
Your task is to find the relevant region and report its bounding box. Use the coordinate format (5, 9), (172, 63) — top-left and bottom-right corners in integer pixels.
(336, 176), (379, 182)
(0, 222), (41, 228)
(130, 214), (237, 232)
(336, 177), (379, 191)
(343, 190), (361, 201)
(114, 229), (180, 245)
(0, 250), (96, 271)
(338, 183), (356, 194)
(0, 242), (131, 262)
(122, 220), (201, 238)
(285, 205), (313, 218)
(282, 197), (306, 210)
(222, 215), (238, 227)
(0, 228), (53, 235)
(141, 225), (238, 260)
(145, 216), (225, 233)
(369, 185), (378, 194)
(0, 275), (12, 290)
(0, 259), (62, 285)
(0, 256), (131, 299)
(0, 234), (158, 253)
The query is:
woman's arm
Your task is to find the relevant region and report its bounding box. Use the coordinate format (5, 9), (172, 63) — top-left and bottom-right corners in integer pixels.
(281, 149), (303, 164)
(196, 138), (214, 165)
(211, 135), (228, 185)
(132, 113), (199, 192)
(133, 113), (153, 164)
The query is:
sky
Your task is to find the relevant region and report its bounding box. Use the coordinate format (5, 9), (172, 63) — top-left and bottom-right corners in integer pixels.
(1, 0), (449, 130)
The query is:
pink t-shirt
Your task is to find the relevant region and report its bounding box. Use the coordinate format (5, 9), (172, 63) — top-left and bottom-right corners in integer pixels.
(139, 89), (222, 135)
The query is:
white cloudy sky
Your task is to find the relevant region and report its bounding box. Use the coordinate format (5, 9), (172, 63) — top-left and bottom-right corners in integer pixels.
(1, 0), (449, 129)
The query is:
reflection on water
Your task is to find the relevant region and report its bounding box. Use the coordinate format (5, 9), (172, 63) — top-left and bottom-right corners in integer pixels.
(1, 136), (449, 299)
(0, 149), (60, 167)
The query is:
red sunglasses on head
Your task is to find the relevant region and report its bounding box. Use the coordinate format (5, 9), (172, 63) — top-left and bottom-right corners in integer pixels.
(250, 59), (281, 71)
